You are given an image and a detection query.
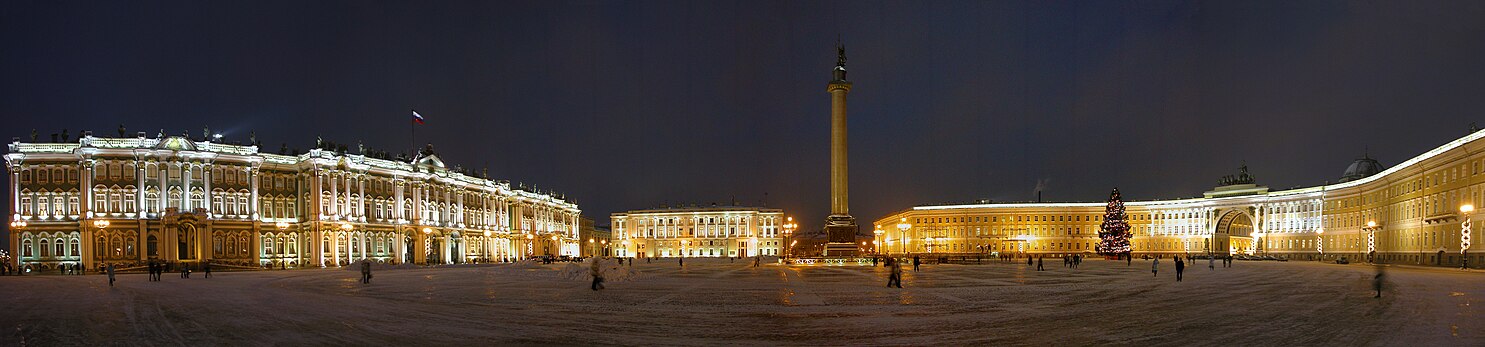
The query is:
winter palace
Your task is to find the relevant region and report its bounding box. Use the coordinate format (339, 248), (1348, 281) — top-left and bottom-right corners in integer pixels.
(6, 132), (581, 272)
(611, 205), (788, 258)
(874, 128), (1485, 268)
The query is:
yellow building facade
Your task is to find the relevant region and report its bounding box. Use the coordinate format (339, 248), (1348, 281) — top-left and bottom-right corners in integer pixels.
(611, 206), (785, 258)
(874, 129), (1485, 267)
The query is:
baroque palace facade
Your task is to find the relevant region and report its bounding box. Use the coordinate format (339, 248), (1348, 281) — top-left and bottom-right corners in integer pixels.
(875, 128), (1485, 267)
(611, 206), (786, 258)
(6, 133), (581, 272)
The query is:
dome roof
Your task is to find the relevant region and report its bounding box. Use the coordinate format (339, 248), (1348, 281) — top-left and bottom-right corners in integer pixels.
(1340, 156), (1385, 182)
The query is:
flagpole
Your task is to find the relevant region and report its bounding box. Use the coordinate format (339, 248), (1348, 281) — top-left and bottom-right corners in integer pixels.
(410, 109), (416, 159)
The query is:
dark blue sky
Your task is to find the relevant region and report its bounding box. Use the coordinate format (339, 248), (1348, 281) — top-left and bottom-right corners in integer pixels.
(4, 1), (1484, 232)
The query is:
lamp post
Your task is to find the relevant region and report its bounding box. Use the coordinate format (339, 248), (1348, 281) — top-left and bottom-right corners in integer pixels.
(782, 217), (796, 258)
(1461, 204), (1474, 269)
(340, 222), (354, 264)
(873, 225), (885, 256)
(601, 239), (608, 257)
(896, 218), (911, 255)
(9, 220), (25, 272)
(276, 221), (290, 268)
(1316, 229), (1325, 260)
(91, 220), (109, 271)
(588, 238), (596, 258)
(1362, 221), (1380, 263)
(422, 227), (433, 265)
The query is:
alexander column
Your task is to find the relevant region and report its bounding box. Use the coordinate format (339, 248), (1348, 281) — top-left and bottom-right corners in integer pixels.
(824, 42), (859, 257)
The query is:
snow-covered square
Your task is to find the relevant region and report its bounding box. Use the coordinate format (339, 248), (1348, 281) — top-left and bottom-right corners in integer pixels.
(1, 258), (1480, 345)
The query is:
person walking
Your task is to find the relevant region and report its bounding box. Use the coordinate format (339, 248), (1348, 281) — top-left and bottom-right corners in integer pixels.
(1036, 256), (1044, 271)
(1373, 265), (1386, 298)
(203, 261), (212, 279)
(1027, 256), (1033, 266)
(754, 254), (761, 268)
(912, 256), (921, 272)
(360, 260), (372, 284)
(1175, 257), (1186, 282)
(888, 258), (903, 288)
(1208, 256), (1215, 271)
(106, 263), (116, 287)
(1152, 257), (1159, 277)
(590, 257), (605, 291)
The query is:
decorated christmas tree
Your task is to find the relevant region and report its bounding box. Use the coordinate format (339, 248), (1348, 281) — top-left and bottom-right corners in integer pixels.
(1097, 187), (1132, 255)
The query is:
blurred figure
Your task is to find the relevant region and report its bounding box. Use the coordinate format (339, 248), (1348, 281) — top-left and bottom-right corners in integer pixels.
(590, 258), (605, 291)
(1373, 264), (1386, 298)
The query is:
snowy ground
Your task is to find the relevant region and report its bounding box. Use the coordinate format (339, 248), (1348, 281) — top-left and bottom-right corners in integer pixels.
(1, 257), (1481, 346)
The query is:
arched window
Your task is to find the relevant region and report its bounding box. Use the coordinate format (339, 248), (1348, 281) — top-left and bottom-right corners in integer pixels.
(110, 236), (122, 257)
(94, 236), (105, 258)
(214, 235), (224, 255)
(238, 236), (248, 255)
(227, 236), (238, 256)
(69, 238), (79, 257)
(40, 239), (50, 257)
(265, 238), (275, 255)
(126, 237), (136, 257)
(22, 240), (34, 257)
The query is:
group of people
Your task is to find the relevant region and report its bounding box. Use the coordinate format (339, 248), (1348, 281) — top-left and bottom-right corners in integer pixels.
(1063, 254), (1084, 269)
(1152, 256), (1187, 281)
(60, 263), (86, 275)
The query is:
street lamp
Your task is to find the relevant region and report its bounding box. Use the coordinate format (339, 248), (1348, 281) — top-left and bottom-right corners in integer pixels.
(1462, 204), (1474, 269)
(897, 218), (911, 255)
(873, 225), (885, 255)
(782, 217), (796, 258)
(1316, 229), (1325, 258)
(92, 219), (110, 229)
(339, 222), (353, 231)
(1362, 221), (1380, 263)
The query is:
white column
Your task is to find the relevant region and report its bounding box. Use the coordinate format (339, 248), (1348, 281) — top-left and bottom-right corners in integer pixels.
(329, 172), (338, 217)
(394, 180), (405, 222)
(135, 162), (145, 214)
(10, 170), (19, 217)
(81, 160), (93, 216)
(157, 164), (167, 212)
(202, 165), (212, 214)
(356, 175), (365, 220)
(249, 168), (259, 218)
(181, 164), (192, 210)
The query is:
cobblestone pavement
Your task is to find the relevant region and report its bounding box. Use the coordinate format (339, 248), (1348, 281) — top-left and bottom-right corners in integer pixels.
(1, 258), (1480, 346)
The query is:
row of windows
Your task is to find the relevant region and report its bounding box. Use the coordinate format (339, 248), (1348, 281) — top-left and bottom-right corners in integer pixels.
(17, 167), (80, 185)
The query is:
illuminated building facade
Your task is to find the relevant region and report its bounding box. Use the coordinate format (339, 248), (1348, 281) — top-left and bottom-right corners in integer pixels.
(6, 133), (581, 272)
(611, 206), (784, 258)
(875, 129), (1485, 267)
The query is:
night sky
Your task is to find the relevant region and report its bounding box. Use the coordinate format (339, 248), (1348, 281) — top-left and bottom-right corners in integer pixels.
(4, 1), (1485, 236)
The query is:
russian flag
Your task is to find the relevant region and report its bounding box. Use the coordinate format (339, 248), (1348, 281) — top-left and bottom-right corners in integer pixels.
(412, 109), (425, 124)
